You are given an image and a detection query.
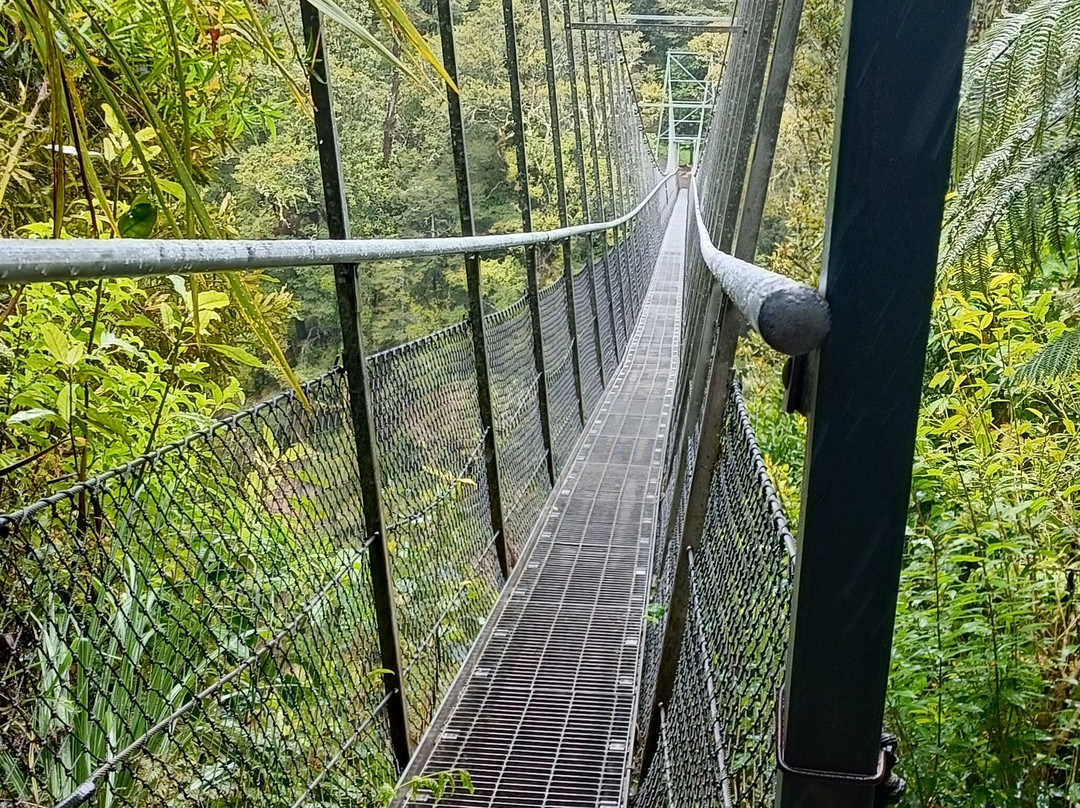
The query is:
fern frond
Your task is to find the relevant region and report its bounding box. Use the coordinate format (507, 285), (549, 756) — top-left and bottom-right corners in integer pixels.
(941, 137), (1080, 272)
(1013, 326), (1080, 384)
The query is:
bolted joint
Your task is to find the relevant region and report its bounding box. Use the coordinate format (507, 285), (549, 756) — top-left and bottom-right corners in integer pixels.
(874, 732), (906, 807)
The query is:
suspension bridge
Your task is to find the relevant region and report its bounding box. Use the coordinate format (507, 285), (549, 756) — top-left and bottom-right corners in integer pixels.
(0, 1), (972, 808)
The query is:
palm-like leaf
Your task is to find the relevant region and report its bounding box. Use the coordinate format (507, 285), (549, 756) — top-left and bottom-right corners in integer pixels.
(945, 0), (1080, 383)
(1013, 326), (1080, 384)
(942, 0), (1080, 293)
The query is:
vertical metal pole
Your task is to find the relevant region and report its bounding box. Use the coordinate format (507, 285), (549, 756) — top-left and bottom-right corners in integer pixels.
(717, 0), (780, 251)
(626, 65), (651, 307)
(732, 0), (805, 261)
(576, 0), (620, 368)
(606, 34), (636, 336)
(611, 49), (644, 314)
(539, 0), (586, 428)
(299, 2), (412, 768)
(776, 1), (970, 806)
(501, 0), (557, 486)
(666, 61), (678, 173)
(436, 0), (510, 580)
(562, 0), (607, 391)
(593, 23), (631, 346)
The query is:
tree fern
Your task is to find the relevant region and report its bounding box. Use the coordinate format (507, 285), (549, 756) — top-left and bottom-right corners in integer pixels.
(942, 0), (1080, 382)
(1013, 325), (1080, 383)
(942, 0), (1080, 292)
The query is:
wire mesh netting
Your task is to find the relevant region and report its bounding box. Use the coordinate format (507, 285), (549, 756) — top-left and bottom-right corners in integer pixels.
(608, 246), (629, 357)
(539, 278), (581, 471)
(0, 370), (398, 808)
(593, 251), (620, 380)
(0, 194), (673, 808)
(483, 295), (550, 558)
(573, 263), (605, 412)
(634, 384), (795, 808)
(367, 322), (501, 735)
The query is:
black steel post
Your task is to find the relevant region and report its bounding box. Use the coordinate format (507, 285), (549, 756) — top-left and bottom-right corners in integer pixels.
(776, 1), (970, 806)
(436, 0), (510, 580)
(593, 23), (632, 346)
(539, 0), (586, 428)
(501, 0), (557, 486)
(732, 0), (804, 261)
(607, 40), (636, 338)
(576, 0), (620, 368)
(299, 1), (412, 768)
(717, 0), (780, 251)
(562, 0), (607, 390)
(603, 21), (636, 317)
(618, 51), (650, 311)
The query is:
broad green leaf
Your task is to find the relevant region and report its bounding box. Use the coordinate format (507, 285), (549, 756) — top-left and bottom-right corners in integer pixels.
(56, 387), (74, 424)
(6, 408), (56, 426)
(208, 343), (263, 368)
(86, 408), (131, 438)
(120, 315), (157, 329)
(118, 198), (158, 238)
(158, 179), (186, 201)
(64, 344), (85, 366)
(198, 291), (231, 311)
(99, 332), (140, 355)
(40, 323), (70, 364)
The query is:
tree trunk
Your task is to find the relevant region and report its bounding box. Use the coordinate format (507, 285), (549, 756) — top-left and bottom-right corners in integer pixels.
(382, 39), (402, 166)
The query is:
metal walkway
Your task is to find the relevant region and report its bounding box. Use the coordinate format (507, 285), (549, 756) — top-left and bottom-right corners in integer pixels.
(396, 193), (687, 807)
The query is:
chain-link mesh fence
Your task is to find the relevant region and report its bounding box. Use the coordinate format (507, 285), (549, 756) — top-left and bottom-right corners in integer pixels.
(367, 322), (501, 735)
(573, 263), (605, 413)
(593, 252), (620, 381)
(539, 278), (581, 471)
(1, 184), (673, 808)
(1, 370), (398, 808)
(483, 295), (550, 558)
(634, 384), (795, 808)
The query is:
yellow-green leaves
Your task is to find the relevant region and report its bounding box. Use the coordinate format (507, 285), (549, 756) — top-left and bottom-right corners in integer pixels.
(40, 323), (84, 367)
(208, 343), (264, 368)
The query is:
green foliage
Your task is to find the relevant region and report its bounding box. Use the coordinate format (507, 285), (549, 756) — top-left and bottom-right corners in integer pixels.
(890, 275), (1080, 806)
(744, 3), (1080, 804)
(0, 279), (289, 508)
(943, 0), (1080, 294)
(759, 0), (843, 281)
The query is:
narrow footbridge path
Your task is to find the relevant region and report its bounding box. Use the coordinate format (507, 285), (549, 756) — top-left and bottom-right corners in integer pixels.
(397, 193), (687, 807)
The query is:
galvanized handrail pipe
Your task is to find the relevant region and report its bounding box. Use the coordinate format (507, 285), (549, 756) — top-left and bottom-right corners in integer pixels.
(0, 173), (676, 284)
(690, 176), (829, 356)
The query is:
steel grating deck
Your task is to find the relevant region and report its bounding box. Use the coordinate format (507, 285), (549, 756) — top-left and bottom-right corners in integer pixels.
(395, 192), (687, 807)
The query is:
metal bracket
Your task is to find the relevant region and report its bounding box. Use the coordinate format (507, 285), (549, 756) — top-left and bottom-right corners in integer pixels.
(781, 354), (810, 416)
(775, 687), (888, 786)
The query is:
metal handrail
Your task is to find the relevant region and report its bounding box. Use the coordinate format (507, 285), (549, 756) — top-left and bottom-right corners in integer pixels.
(0, 173), (675, 284)
(690, 175), (830, 356)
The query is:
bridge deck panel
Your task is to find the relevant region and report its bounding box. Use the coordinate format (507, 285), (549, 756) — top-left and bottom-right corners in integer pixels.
(397, 193), (687, 807)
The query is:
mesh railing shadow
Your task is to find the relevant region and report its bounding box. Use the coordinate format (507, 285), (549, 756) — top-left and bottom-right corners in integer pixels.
(0, 222), (666, 808)
(635, 384), (796, 808)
